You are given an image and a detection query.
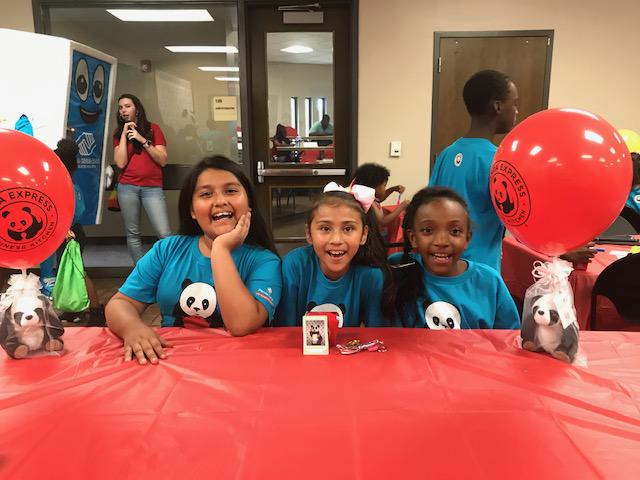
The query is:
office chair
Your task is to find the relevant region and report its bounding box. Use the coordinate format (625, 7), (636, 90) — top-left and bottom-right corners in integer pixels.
(589, 252), (640, 330)
(619, 206), (640, 233)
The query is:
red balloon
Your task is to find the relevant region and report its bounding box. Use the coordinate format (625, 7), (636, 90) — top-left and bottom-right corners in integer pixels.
(490, 108), (632, 256)
(0, 129), (74, 269)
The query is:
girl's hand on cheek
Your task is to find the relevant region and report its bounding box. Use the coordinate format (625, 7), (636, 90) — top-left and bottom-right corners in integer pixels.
(212, 211), (251, 253)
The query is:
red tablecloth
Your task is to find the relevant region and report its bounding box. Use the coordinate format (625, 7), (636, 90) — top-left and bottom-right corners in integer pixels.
(502, 236), (633, 330)
(2, 327), (640, 479)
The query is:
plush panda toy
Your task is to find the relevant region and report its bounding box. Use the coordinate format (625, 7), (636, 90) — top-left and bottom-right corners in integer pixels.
(0, 292), (64, 359)
(172, 279), (223, 328)
(521, 294), (579, 363)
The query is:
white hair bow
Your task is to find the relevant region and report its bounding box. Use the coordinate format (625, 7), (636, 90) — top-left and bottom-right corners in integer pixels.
(323, 181), (376, 213)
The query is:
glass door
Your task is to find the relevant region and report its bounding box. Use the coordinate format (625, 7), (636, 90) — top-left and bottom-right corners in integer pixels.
(246, 2), (355, 245)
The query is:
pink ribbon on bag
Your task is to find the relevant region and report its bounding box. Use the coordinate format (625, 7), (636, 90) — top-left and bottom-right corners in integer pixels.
(323, 181), (376, 212)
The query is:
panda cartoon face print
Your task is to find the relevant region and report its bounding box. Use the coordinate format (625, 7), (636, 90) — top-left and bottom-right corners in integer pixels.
(172, 279), (222, 328)
(423, 300), (462, 330)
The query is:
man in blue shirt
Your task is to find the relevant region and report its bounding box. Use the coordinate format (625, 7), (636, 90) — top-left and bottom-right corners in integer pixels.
(429, 70), (519, 271)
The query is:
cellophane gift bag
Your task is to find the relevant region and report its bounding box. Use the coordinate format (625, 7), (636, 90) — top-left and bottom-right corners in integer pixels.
(520, 259), (584, 365)
(0, 273), (64, 359)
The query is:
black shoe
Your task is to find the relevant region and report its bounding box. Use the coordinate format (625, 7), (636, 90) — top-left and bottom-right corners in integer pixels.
(59, 311), (82, 323)
(86, 306), (106, 327)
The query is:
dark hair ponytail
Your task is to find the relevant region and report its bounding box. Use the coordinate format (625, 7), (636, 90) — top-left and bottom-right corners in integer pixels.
(390, 186), (471, 326)
(307, 191), (394, 320)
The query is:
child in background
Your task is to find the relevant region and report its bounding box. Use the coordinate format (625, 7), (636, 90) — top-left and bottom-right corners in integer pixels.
(106, 156), (282, 364)
(40, 139), (105, 326)
(351, 163), (409, 240)
(626, 152), (640, 214)
(274, 183), (393, 327)
(390, 186), (519, 329)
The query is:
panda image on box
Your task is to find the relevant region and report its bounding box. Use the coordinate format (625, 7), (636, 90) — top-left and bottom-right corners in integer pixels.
(306, 302), (345, 327)
(308, 323), (324, 345)
(423, 300), (462, 330)
(0, 293), (64, 359)
(521, 294), (578, 363)
(172, 279), (223, 328)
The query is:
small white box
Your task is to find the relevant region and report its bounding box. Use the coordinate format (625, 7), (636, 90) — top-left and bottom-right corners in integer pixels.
(302, 315), (329, 355)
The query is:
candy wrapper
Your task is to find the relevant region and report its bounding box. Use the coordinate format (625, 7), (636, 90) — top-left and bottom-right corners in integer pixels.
(0, 273), (64, 359)
(520, 259), (583, 365)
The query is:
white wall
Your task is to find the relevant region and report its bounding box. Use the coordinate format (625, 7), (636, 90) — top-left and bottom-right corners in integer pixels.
(267, 61), (333, 135)
(0, 0), (34, 32)
(359, 0), (640, 199)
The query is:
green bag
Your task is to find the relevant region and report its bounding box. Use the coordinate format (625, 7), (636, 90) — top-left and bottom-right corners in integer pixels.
(52, 239), (90, 312)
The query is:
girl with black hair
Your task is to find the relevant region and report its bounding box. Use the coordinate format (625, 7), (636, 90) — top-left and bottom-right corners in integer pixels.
(390, 186), (519, 329)
(274, 184), (393, 327)
(352, 162), (409, 240)
(106, 156), (282, 364)
(113, 93), (172, 264)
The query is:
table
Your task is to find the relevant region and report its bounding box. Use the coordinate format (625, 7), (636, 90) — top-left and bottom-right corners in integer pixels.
(2, 327), (639, 479)
(502, 236), (634, 330)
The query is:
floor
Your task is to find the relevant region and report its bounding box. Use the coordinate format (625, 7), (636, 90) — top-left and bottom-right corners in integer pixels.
(64, 276), (162, 327)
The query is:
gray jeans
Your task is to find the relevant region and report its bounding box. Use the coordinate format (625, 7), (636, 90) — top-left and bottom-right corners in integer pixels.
(117, 183), (172, 263)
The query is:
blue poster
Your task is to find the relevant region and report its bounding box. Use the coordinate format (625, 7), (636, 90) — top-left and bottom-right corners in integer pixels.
(66, 50), (112, 225)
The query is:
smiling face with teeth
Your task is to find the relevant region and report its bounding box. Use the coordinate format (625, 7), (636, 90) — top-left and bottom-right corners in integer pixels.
(191, 168), (250, 245)
(306, 203), (369, 280)
(408, 198), (471, 277)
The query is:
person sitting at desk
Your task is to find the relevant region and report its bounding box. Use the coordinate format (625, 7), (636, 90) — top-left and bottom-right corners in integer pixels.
(272, 124), (294, 162)
(309, 115), (334, 147)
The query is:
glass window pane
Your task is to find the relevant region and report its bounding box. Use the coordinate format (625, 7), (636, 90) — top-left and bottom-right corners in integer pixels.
(48, 5), (241, 238)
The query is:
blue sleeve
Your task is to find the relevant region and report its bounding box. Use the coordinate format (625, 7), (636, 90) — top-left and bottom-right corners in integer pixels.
(361, 268), (388, 327)
(494, 277), (521, 329)
(244, 251), (282, 323)
(120, 242), (165, 304)
(273, 253), (303, 326)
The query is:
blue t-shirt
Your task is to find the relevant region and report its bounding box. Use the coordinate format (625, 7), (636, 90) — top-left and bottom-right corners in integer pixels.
(389, 252), (519, 329)
(274, 245), (387, 327)
(120, 236), (282, 327)
(429, 138), (504, 271)
(626, 187), (640, 214)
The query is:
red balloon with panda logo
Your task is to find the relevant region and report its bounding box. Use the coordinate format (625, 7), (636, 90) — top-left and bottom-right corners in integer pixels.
(0, 129), (74, 269)
(490, 108), (632, 257)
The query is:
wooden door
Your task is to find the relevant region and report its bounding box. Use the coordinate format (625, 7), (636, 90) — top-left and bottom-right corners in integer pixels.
(430, 32), (553, 168)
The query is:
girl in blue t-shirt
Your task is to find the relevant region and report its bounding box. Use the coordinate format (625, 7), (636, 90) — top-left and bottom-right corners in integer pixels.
(106, 156), (282, 364)
(275, 184), (393, 327)
(390, 186), (519, 329)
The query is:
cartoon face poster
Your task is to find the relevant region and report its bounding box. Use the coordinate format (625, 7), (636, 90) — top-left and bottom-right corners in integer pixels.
(66, 50), (112, 225)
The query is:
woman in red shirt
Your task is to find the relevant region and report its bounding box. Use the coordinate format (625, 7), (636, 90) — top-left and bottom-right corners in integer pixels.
(113, 94), (172, 263)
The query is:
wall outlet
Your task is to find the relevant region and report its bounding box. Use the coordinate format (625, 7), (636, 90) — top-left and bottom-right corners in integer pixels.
(390, 141), (401, 157)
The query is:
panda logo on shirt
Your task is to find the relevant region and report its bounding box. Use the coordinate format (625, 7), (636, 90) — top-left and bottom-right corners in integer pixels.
(454, 153), (463, 167)
(423, 300), (461, 330)
(172, 279), (223, 328)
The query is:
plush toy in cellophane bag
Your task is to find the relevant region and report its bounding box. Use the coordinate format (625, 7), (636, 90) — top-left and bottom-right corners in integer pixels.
(520, 259), (584, 365)
(0, 273), (64, 359)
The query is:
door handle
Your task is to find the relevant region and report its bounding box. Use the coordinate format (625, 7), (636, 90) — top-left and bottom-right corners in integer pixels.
(257, 162), (345, 183)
